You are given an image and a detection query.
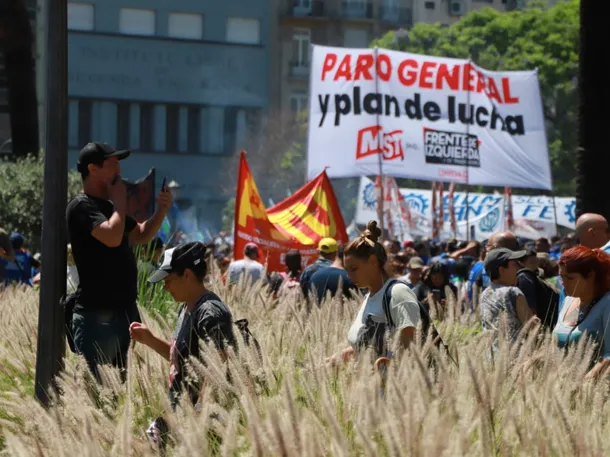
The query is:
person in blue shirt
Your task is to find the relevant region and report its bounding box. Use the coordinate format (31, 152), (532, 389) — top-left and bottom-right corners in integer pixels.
(553, 245), (610, 379)
(309, 245), (357, 304)
(557, 213), (610, 312)
(1, 233), (34, 286)
(300, 238), (338, 298)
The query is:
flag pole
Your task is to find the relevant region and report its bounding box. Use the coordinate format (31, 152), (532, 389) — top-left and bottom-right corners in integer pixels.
(465, 57), (473, 241)
(374, 47), (385, 238)
(550, 189), (560, 238)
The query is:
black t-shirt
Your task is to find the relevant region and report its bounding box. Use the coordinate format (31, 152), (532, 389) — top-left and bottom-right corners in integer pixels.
(66, 193), (138, 311)
(168, 291), (235, 409)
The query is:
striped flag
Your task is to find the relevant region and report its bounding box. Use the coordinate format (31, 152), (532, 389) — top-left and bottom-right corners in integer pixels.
(234, 151), (347, 271)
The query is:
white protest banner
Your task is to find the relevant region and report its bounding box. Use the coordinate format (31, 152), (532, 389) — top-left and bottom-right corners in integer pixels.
(356, 177), (504, 242)
(512, 195), (576, 230)
(355, 177), (576, 240)
(308, 46), (552, 190)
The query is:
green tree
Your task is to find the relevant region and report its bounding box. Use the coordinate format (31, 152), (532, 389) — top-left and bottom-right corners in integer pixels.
(0, 155), (81, 251)
(372, 0), (579, 195)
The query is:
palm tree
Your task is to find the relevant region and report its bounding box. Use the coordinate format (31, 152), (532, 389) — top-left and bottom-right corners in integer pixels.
(0, 0), (39, 157)
(576, 0), (607, 220)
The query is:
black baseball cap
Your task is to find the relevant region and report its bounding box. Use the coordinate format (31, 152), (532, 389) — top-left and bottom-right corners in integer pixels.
(77, 142), (131, 172)
(484, 248), (527, 276)
(148, 241), (207, 283)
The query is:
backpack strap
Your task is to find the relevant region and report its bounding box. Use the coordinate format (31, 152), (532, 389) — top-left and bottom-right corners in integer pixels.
(382, 278), (457, 367)
(383, 278), (433, 337)
(382, 278), (399, 330)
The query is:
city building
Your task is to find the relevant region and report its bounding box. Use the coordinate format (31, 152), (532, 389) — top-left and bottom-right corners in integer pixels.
(0, 0), (37, 154)
(35, 0), (273, 230)
(276, 0), (524, 115)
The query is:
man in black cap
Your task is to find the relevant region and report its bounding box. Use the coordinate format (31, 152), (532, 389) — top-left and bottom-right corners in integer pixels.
(66, 142), (173, 380)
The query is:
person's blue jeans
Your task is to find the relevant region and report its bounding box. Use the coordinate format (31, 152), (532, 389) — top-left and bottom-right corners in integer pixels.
(72, 305), (141, 382)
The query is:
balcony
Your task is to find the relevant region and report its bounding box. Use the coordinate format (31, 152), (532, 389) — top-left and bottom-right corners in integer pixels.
(287, 1), (326, 19)
(341, 1), (373, 19)
(379, 7), (413, 27)
(289, 61), (310, 79)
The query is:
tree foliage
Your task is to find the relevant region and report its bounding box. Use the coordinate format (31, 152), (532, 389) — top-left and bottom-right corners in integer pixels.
(372, 0), (579, 195)
(0, 155), (82, 250)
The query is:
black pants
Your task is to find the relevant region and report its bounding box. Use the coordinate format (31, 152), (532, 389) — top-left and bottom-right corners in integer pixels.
(72, 304), (141, 381)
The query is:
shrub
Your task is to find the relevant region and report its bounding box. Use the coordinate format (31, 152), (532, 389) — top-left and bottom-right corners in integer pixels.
(0, 154), (82, 251)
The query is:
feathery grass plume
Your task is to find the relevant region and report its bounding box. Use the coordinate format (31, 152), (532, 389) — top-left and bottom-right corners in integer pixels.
(1, 273), (610, 456)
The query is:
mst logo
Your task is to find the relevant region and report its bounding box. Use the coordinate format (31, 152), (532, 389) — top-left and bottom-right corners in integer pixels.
(356, 126), (416, 161)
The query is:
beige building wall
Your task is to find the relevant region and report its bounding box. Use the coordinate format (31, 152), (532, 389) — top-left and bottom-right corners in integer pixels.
(276, 0), (521, 116)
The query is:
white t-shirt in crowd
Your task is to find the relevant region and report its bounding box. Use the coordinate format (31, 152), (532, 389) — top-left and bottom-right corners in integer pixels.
(227, 258), (264, 285)
(347, 279), (421, 347)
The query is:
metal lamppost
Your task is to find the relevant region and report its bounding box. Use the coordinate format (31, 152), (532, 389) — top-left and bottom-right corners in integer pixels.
(34, 0), (68, 406)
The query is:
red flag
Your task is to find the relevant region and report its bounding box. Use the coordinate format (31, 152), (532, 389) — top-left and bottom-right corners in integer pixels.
(234, 151), (348, 271)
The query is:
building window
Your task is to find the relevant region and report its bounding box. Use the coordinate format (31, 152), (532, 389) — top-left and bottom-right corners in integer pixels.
(292, 28), (311, 67)
(342, 0), (368, 18)
(294, 0), (312, 15)
(290, 92), (309, 114)
(116, 102), (130, 149)
(343, 28), (369, 48)
(68, 3), (94, 31)
(77, 100), (92, 146)
(139, 103), (154, 151)
(425, 1), (435, 9)
(226, 18), (260, 45)
(166, 105), (179, 152)
(187, 106), (200, 153)
(119, 8), (156, 36)
(168, 12), (203, 40)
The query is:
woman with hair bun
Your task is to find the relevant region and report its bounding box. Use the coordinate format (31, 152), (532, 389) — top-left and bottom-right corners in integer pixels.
(328, 220), (421, 364)
(554, 246), (610, 379)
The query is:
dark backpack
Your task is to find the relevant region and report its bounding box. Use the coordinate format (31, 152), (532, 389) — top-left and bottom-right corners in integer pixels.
(517, 269), (559, 329)
(383, 279), (450, 356)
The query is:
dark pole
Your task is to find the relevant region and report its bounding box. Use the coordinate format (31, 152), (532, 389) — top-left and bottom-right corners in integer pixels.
(576, 0), (610, 220)
(34, 0), (68, 406)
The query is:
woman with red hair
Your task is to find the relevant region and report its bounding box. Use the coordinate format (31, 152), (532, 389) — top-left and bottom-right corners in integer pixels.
(554, 246), (610, 379)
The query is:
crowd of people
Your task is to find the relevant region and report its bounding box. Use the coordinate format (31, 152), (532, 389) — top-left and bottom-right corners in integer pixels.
(2, 142), (610, 451)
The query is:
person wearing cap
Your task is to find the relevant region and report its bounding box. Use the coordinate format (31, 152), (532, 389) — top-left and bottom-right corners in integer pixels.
(130, 242), (236, 411)
(66, 142), (173, 380)
(479, 248), (538, 351)
(227, 242), (264, 286)
(400, 256), (425, 289)
(309, 245), (357, 304)
(299, 237), (338, 298)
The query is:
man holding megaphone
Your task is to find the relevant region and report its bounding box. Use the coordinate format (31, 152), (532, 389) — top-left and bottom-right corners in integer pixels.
(66, 142), (172, 382)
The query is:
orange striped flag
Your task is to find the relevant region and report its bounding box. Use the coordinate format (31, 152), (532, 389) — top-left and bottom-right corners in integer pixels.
(233, 151), (348, 271)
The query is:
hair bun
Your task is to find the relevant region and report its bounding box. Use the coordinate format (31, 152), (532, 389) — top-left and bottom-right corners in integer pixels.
(364, 220), (382, 243)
